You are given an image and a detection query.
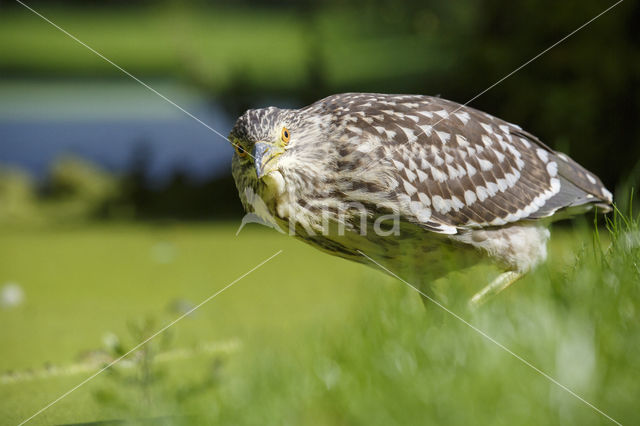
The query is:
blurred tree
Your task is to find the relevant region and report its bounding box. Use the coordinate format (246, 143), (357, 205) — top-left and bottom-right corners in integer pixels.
(0, 168), (40, 224)
(49, 156), (116, 201)
(46, 155), (118, 220)
(106, 142), (243, 220)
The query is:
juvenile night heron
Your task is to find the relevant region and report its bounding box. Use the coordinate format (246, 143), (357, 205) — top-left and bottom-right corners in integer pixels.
(230, 93), (612, 306)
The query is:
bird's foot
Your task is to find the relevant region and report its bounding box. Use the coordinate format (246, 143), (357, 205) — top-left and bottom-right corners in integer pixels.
(468, 271), (522, 309)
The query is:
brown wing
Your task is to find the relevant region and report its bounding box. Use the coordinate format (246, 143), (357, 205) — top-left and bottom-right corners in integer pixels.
(324, 93), (612, 234)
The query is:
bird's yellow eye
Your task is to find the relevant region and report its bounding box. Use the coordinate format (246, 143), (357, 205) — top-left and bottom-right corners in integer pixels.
(281, 127), (290, 145)
(234, 143), (247, 157)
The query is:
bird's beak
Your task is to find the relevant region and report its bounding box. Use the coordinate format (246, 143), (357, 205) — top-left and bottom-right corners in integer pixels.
(253, 141), (284, 179)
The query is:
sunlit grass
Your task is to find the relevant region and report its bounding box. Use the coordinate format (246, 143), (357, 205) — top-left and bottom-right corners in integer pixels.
(0, 214), (638, 425)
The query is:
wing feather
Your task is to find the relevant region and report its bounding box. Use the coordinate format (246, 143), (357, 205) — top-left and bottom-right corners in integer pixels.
(325, 93), (612, 233)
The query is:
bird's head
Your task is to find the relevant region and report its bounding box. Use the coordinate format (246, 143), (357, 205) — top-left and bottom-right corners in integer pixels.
(230, 106), (315, 216)
(229, 107), (295, 182)
(229, 104), (331, 219)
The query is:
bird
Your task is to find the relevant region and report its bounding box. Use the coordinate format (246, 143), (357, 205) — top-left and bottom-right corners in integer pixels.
(229, 93), (613, 306)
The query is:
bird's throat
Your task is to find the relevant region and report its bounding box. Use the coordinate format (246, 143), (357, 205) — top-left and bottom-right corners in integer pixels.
(258, 170), (291, 219)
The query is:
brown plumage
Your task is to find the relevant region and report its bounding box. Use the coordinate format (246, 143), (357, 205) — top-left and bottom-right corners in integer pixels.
(230, 93), (613, 304)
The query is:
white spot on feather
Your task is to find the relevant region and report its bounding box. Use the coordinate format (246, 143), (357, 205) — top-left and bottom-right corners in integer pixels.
(403, 179), (417, 195)
(399, 126), (416, 142)
(384, 129), (397, 139)
(536, 148), (549, 163)
(478, 158), (493, 171)
(397, 193), (410, 204)
(456, 134), (470, 146)
(433, 152), (444, 166)
(430, 166), (447, 182)
(447, 164), (463, 179)
(486, 181), (498, 196)
(506, 143), (521, 158)
(405, 168), (417, 182)
(505, 172), (518, 187)
(490, 217), (507, 226)
(432, 196), (450, 214)
(464, 190), (477, 205)
(356, 139), (375, 153)
(418, 124), (433, 136)
(410, 201), (432, 221)
(454, 111), (470, 125)
(418, 192), (431, 205)
(444, 153), (454, 164)
(450, 196), (464, 211)
(465, 162), (477, 176)
(434, 109), (449, 119)
(436, 131), (451, 144)
(480, 123), (494, 134)
(519, 137), (531, 148)
(476, 186), (488, 201)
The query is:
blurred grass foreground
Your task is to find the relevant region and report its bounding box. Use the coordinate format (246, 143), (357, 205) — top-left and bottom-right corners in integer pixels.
(1, 204), (640, 424)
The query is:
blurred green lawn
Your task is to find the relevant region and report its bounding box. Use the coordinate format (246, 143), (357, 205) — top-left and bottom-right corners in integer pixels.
(0, 222), (368, 424)
(0, 5), (446, 92)
(1, 221), (638, 425)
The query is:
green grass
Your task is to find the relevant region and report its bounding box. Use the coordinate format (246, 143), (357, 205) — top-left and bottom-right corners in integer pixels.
(0, 222), (367, 424)
(0, 5), (447, 92)
(0, 6), (306, 89)
(0, 218), (639, 425)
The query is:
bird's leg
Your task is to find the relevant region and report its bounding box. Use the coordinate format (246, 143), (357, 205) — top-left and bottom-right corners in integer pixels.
(468, 270), (522, 309)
